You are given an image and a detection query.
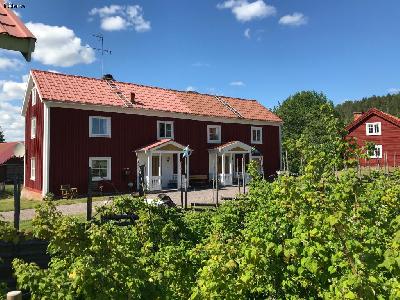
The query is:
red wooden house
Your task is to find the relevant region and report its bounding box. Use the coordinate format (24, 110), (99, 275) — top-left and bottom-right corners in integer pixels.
(346, 108), (400, 167)
(21, 70), (283, 199)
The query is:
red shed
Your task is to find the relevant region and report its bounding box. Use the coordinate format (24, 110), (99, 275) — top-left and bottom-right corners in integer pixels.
(21, 70), (283, 199)
(346, 108), (400, 167)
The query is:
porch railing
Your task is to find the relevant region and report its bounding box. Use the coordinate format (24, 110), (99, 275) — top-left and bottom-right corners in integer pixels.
(150, 176), (161, 190)
(219, 174), (233, 185)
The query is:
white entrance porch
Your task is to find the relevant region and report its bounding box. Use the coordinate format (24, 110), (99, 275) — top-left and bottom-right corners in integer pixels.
(136, 139), (191, 191)
(208, 141), (263, 186)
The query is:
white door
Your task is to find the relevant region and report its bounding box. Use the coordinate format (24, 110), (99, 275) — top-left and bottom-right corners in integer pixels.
(161, 154), (173, 188)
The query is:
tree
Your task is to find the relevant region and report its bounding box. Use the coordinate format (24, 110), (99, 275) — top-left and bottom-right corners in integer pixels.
(0, 126), (4, 143)
(274, 91), (344, 173)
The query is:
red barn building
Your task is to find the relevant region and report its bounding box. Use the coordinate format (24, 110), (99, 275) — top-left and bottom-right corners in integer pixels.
(346, 108), (400, 167)
(21, 70), (283, 199)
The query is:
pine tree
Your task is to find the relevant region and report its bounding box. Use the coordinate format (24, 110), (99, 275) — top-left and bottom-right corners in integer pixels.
(0, 126), (5, 143)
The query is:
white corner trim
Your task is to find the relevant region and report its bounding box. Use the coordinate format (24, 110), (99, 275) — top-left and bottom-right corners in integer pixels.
(251, 126), (263, 144)
(279, 125), (282, 170)
(207, 124), (221, 143)
(42, 103), (50, 196)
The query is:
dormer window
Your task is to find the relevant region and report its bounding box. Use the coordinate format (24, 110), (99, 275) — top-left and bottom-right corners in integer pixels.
(31, 87), (36, 106)
(366, 122), (381, 136)
(89, 116), (111, 138)
(157, 121), (174, 139)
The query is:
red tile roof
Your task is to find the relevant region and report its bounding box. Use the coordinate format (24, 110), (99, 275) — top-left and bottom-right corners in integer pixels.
(0, 142), (24, 165)
(31, 70), (282, 123)
(137, 139), (172, 151)
(346, 108), (400, 131)
(0, 3), (35, 39)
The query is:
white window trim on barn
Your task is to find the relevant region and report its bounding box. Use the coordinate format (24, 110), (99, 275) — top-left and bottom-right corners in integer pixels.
(366, 122), (381, 136)
(31, 117), (36, 139)
(207, 125), (221, 143)
(30, 157), (36, 180)
(89, 157), (112, 181)
(31, 87), (36, 106)
(157, 121), (174, 140)
(89, 116), (111, 138)
(251, 126), (262, 144)
(369, 145), (383, 159)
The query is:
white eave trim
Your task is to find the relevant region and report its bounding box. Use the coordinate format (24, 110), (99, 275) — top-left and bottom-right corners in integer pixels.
(21, 71), (44, 117)
(44, 100), (283, 126)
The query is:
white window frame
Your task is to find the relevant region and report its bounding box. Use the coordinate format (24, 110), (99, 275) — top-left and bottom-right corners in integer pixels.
(31, 117), (36, 139)
(366, 122), (381, 136)
(89, 116), (111, 138)
(207, 125), (221, 144)
(157, 121), (174, 140)
(251, 126), (263, 144)
(89, 157), (112, 181)
(30, 157), (36, 180)
(31, 87), (36, 106)
(369, 145), (383, 159)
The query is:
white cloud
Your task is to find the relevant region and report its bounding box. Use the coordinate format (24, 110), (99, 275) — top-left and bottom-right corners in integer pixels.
(217, 0), (276, 22)
(0, 56), (23, 71)
(185, 86), (196, 92)
(244, 28), (251, 38)
(388, 88), (400, 94)
(230, 81), (245, 86)
(89, 4), (151, 32)
(25, 22), (95, 67)
(0, 76), (27, 102)
(279, 12), (308, 26)
(0, 75), (28, 141)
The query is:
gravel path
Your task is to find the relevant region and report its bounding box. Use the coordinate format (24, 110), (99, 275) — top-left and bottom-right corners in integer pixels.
(1, 186), (246, 222)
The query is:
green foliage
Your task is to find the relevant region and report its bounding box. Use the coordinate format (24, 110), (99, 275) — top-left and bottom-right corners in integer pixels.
(336, 92), (400, 124)
(274, 91), (345, 173)
(0, 218), (17, 243)
(0, 126), (4, 143)
(12, 167), (400, 298)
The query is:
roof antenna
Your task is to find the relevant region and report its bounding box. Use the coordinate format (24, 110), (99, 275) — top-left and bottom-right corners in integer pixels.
(90, 34), (112, 76)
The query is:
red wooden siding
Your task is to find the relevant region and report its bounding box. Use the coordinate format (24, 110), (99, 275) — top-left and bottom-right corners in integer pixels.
(24, 89), (43, 192)
(49, 107), (280, 196)
(347, 114), (400, 166)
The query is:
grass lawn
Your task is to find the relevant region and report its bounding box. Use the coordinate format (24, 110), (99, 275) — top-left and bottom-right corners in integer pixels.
(18, 213), (88, 233)
(0, 185), (113, 212)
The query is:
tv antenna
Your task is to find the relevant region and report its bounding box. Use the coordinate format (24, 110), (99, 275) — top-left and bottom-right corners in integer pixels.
(90, 34), (112, 76)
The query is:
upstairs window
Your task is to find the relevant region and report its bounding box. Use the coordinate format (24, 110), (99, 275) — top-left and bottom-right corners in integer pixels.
(251, 126), (262, 144)
(207, 125), (221, 143)
(31, 87), (36, 106)
(89, 116), (111, 137)
(89, 157), (111, 181)
(366, 122), (381, 136)
(31, 117), (36, 139)
(369, 145), (382, 159)
(30, 157), (36, 180)
(157, 121), (174, 139)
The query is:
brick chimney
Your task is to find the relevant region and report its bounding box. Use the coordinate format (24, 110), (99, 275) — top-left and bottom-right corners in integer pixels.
(130, 92), (135, 104)
(353, 112), (363, 121)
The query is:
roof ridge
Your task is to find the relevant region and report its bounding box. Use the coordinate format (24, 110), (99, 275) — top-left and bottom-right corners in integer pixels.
(31, 69), (258, 103)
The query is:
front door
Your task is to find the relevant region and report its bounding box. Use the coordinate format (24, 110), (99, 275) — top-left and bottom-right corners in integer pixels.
(161, 154), (173, 188)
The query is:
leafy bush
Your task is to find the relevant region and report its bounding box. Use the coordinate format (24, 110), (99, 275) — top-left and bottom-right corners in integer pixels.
(12, 167), (400, 299)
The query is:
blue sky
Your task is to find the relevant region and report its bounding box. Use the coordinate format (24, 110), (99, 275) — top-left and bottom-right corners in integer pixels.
(1, 0), (400, 141)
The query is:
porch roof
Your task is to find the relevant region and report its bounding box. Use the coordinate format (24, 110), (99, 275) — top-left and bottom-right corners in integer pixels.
(210, 141), (252, 154)
(136, 139), (190, 153)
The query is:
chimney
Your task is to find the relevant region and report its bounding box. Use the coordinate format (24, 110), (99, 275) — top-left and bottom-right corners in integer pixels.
(102, 74), (114, 81)
(130, 92), (135, 104)
(353, 112), (363, 121)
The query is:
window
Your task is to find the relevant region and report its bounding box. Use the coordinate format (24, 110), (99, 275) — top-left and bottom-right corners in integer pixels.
(157, 121), (174, 139)
(207, 125), (221, 143)
(30, 158), (36, 180)
(89, 157), (111, 181)
(31, 117), (36, 139)
(366, 122), (381, 136)
(369, 145), (383, 159)
(251, 126), (262, 144)
(89, 116), (111, 137)
(31, 87), (36, 106)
